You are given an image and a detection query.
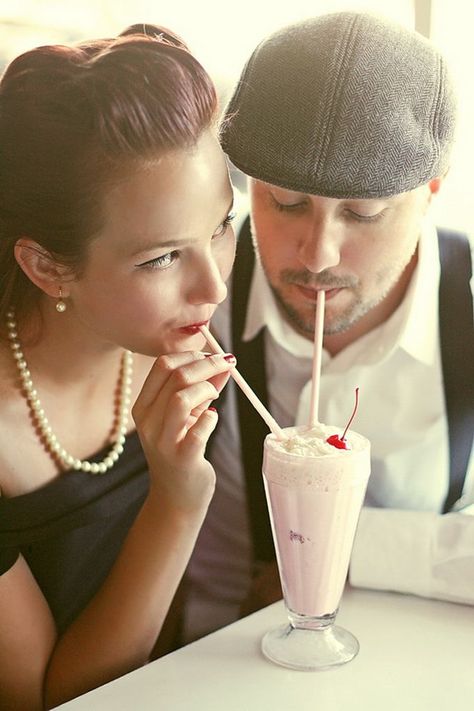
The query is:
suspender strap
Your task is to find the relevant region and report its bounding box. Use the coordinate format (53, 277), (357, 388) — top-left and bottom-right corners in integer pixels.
(438, 229), (474, 512)
(231, 217), (275, 562)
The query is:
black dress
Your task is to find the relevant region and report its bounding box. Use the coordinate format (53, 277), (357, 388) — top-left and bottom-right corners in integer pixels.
(0, 432), (149, 633)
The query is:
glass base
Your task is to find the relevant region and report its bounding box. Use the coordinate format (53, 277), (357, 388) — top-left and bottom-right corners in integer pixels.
(261, 622), (360, 671)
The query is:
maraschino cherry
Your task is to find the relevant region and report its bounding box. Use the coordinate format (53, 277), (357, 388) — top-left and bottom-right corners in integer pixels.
(326, 388), (359, 450)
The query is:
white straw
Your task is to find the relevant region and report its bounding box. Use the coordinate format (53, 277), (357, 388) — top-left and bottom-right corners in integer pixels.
(309, 290), (325, 427)
(199, 325), (285, 440)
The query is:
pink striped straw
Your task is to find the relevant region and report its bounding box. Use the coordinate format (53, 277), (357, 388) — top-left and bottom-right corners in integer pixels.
(200, 325), (285, 440)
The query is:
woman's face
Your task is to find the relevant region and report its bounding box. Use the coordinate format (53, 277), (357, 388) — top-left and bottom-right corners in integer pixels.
(68, 130), (235, 356)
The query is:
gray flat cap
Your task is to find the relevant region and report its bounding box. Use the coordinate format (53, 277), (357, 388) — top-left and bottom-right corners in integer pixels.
(220, 12), (457, 198)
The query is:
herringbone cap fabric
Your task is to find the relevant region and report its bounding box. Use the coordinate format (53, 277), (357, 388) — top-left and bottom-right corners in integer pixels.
(220, 12), (457, 198)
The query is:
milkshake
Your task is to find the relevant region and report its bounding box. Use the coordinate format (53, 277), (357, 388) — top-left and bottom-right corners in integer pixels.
(261, 423), (370, 670)
(263, 423), (370, 618)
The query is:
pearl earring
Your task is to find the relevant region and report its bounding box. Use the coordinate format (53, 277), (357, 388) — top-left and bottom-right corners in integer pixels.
(56, 286), (66, 313)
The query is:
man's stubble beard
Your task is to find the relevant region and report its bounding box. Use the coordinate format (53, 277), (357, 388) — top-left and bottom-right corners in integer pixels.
(249, 219), (365, 336)
(254, 247), (417, 339)
(269, 279), (368, 337)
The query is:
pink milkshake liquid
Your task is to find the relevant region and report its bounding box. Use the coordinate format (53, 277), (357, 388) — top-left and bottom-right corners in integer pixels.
(261, 424), (370, 670)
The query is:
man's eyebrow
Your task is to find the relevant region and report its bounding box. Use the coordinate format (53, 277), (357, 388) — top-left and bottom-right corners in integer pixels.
(131, 197), (235, 258)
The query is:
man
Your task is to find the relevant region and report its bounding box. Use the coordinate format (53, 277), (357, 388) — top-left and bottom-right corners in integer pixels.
(181, 12), (474, 643)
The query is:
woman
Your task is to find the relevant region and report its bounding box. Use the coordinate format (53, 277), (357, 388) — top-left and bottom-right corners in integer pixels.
(0, 24), (236, 709)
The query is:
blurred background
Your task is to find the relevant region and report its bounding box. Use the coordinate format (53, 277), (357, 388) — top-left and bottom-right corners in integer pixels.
(0, 0), (472, 233)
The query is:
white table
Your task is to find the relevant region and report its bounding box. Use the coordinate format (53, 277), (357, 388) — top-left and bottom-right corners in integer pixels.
(56, 587), (474, 710)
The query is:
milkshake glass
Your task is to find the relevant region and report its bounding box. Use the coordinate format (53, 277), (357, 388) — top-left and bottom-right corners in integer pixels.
(261, 423), (370, 670)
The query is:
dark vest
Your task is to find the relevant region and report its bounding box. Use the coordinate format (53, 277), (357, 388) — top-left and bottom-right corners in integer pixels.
(231, 220), (474, 564)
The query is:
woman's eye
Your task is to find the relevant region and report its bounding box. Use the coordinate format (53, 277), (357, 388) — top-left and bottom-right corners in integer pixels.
(213, 210), (236, 238)
(136, 251), (179, 270)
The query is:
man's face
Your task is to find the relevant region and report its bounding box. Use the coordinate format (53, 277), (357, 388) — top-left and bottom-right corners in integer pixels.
(249, 179), (438, 341)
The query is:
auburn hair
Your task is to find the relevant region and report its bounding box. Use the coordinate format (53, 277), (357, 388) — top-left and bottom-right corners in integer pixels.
(0, 23), (218, 326)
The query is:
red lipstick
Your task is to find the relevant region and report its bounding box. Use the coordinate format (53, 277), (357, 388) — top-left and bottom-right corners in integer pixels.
(178, 321), (209, 335)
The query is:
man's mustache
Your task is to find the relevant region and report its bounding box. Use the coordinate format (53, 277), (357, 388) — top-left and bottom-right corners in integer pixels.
(281, 268), (357, 289)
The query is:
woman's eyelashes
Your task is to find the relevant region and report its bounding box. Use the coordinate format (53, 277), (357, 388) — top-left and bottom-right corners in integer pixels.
(135, 210), (236, 270)
(137, 250), (179, 270)
(213, 209), (236, 238)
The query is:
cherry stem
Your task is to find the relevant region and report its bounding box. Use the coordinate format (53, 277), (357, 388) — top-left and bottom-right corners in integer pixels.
(341, 387), (359, 440)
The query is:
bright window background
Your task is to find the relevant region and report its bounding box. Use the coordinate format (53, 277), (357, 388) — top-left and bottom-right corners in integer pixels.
(0, 0), (472, 233)
(430, 0), (474, 234)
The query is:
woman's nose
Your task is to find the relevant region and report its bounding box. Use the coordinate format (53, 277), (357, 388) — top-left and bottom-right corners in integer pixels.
(188, 254), (228, 306)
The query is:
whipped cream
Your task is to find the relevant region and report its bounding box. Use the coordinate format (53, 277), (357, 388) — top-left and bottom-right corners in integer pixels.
(272, 424), (366, 457)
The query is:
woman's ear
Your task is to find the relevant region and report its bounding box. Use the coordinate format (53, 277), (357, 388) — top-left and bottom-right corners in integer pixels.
(14, 238), (71, 298)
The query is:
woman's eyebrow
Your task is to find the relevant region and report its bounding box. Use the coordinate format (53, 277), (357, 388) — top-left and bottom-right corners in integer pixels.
(130, 236), (194, 258)
(131, 198), (235, 258)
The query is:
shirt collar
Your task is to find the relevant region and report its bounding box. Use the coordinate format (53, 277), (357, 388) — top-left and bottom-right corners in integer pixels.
(242, 219), (440, 366)
(397, 221), (440, 364)
(243, 252), (316, 359)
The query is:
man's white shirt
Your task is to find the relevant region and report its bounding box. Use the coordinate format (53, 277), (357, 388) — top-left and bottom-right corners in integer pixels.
(182, 216), (474, 643)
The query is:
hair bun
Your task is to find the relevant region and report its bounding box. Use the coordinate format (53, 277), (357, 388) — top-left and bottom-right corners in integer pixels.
(118, 23), (188, 50)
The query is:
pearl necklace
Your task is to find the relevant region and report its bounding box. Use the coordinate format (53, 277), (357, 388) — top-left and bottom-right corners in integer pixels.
(6, 309), (133, 474)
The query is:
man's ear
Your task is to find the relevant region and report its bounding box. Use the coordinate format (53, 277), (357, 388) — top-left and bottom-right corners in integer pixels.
(14, 238), (72, 298)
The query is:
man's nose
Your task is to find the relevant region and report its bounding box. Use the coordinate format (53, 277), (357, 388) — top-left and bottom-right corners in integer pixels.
(297, 217), (342, 274)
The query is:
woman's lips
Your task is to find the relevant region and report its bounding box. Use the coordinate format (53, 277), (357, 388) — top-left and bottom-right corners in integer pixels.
(177, 321), (209, 335)
(295, 286), (341, 301)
